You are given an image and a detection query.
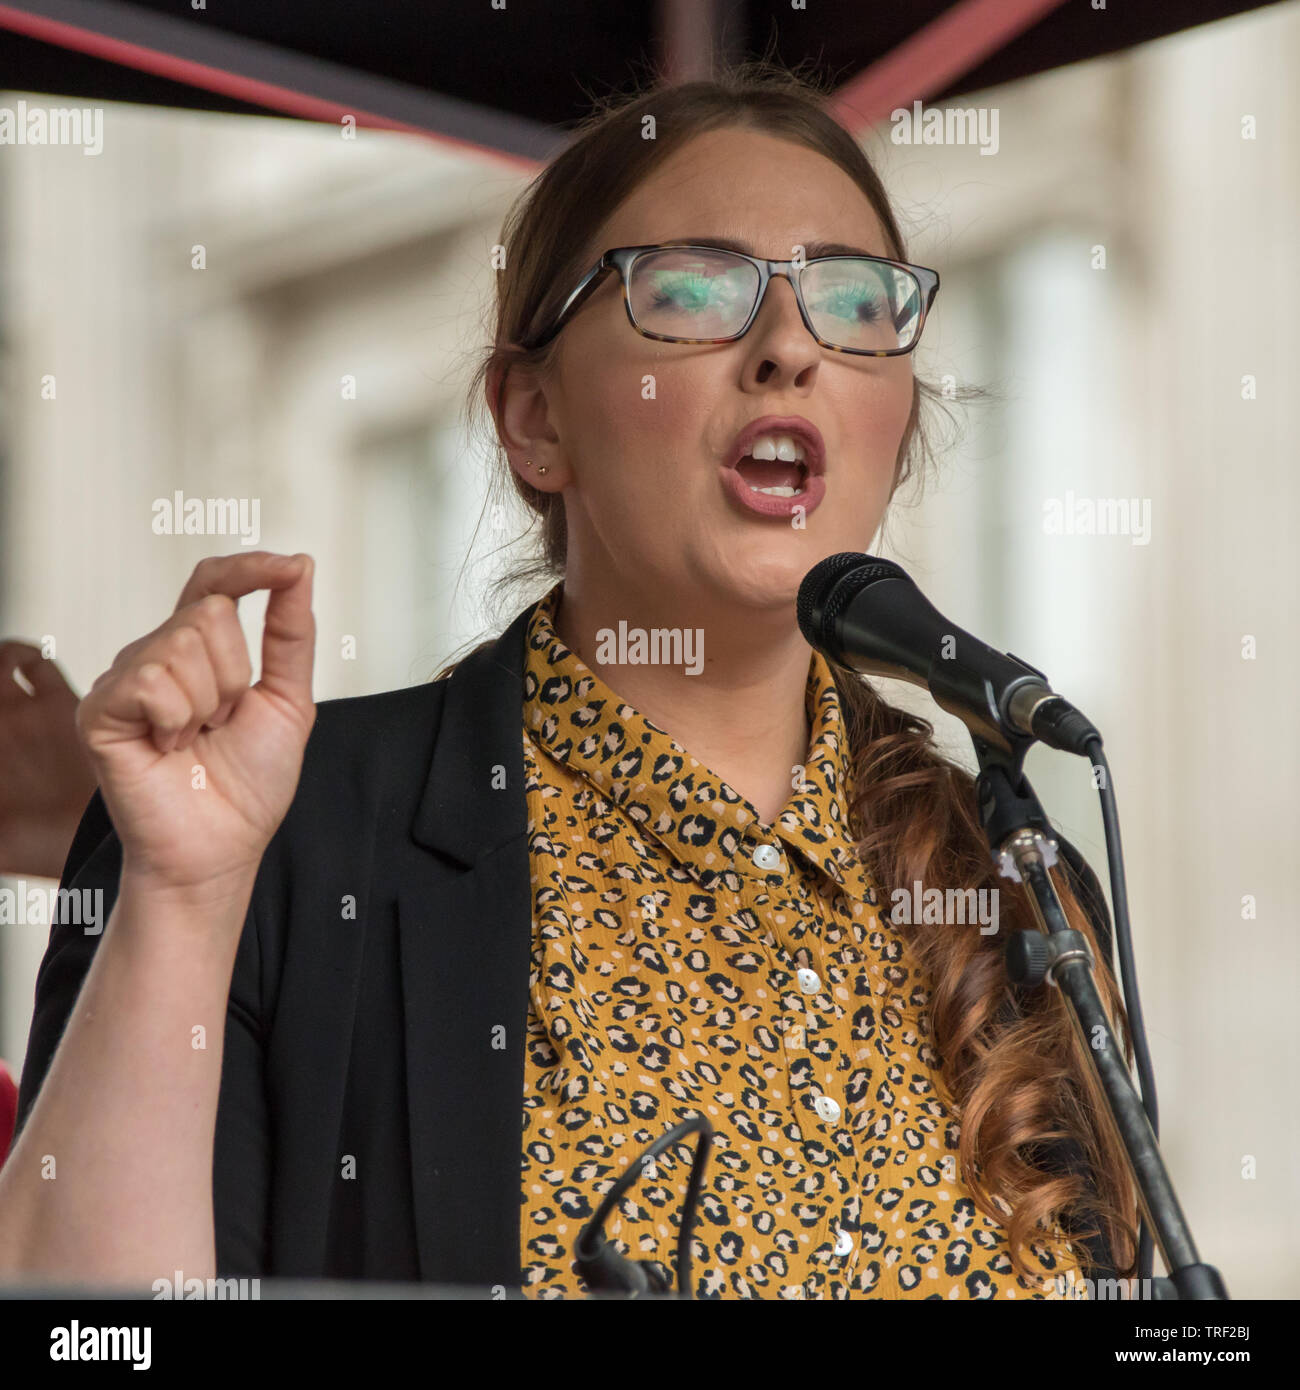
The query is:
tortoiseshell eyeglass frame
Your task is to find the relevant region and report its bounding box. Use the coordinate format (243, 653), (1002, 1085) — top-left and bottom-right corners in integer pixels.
(522, 243), (941, 356)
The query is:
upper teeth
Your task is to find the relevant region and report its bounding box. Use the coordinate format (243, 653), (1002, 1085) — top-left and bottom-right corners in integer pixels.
(743, 432), (808, 496)
(745, 433), (806, 463)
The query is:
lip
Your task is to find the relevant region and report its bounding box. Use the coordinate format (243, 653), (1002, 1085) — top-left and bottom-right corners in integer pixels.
(721, 414), (827, 519)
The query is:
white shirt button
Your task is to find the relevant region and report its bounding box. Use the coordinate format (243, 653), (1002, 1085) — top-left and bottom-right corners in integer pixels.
(834, 1228), (854, 1257)
(751, 843), (782, 871)
(797, 967), (821, 993)
(813, 1094), (841, 1123)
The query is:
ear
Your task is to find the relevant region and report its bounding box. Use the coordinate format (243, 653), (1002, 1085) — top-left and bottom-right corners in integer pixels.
(489, 358), (568, 491)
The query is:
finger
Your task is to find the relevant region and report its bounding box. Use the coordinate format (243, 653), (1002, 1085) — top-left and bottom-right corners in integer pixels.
(257, 554), (315, 705)
(154, 625), (221, 750)
(177, 594), (252, 732)
(103, 592), (244, 708)
(138, 664), (194, 756)
(81, 660), (194, 757)
(0, 641), (70, 701)
(205, 700), (235, 731)
(23, 655), (78, 699)
(173, 550), (309, 615)
(0, 640), (43, 676)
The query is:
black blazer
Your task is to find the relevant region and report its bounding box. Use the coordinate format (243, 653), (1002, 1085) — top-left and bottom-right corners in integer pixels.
(16, 597), (1119, 1294)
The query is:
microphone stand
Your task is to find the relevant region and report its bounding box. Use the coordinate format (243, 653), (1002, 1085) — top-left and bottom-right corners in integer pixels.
(970, 730), (1228, 1301)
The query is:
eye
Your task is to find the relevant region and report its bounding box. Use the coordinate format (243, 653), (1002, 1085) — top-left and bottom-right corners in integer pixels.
(647, 270), (718, 311)
(808, 281), (888, 324)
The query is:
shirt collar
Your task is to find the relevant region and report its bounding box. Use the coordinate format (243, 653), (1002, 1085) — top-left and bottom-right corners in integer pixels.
(522, 582), (878, 904)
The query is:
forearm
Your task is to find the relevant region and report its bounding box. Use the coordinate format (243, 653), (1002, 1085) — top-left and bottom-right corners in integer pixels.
(0, 871), (253, 1287)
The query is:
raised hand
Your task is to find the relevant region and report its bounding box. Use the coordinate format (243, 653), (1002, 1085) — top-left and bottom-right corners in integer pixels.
(74, 551), (317, 900)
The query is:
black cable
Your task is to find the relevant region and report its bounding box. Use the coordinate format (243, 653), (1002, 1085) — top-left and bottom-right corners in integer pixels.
(1085, 736), (1157, 1289)
(573, 1115), (713, 1297)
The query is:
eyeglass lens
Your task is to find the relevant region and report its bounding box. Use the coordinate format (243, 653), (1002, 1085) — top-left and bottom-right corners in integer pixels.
(626, 247), (923, 352)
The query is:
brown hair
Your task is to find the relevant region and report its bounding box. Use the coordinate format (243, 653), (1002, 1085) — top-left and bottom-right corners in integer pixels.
(451, 58), (1139, 1286)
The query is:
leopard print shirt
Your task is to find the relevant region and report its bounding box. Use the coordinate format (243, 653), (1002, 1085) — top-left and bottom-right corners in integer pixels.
(519, 583), (1084, 1299)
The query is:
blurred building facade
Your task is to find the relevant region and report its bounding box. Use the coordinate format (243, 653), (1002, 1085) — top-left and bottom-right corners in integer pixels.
(2, 3), (1297, 1296)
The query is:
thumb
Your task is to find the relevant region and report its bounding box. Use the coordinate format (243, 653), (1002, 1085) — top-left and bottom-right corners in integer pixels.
(257, 554), (315, 706)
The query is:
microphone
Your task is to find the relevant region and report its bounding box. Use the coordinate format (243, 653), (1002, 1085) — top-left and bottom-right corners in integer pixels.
(796, 553), (1101, 756)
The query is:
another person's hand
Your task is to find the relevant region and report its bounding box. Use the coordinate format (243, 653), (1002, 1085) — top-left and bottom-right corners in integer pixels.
(0, 642), (97, 880)
(74, 551), (316, 903)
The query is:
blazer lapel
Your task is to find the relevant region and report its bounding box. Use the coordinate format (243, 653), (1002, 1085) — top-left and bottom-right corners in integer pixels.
(398, 601), (535, 1292)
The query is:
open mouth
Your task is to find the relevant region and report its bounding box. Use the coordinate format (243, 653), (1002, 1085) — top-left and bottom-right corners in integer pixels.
(733, 434), (810, 496)
(721, 419), (826, 518)
(734, 455), (809, 497)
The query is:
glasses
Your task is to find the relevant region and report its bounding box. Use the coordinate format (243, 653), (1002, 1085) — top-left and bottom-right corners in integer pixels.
(524, 243), (940, 356)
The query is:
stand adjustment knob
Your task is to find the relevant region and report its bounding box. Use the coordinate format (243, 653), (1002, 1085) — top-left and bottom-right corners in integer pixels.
(1005, 929), (1051, 987)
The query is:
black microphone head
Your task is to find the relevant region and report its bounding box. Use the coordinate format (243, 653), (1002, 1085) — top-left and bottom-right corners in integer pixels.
(797, 553), (864, 646)
(797, 552), (910, 651)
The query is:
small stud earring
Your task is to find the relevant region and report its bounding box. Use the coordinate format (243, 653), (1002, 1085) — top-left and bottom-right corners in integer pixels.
(526, 458), (549, 475)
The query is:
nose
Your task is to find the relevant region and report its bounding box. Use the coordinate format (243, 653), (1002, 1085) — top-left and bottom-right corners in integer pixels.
(740, 272), (820, 388)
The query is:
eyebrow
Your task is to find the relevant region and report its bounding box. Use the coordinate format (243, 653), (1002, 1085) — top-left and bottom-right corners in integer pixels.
(670, 235), (882, 260)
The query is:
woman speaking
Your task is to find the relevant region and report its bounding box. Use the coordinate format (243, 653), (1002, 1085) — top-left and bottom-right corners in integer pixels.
(0, 64), (1137, 1299)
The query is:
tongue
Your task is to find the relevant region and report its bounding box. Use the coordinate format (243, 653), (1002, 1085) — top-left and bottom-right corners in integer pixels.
(735, 457), (803, 489)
